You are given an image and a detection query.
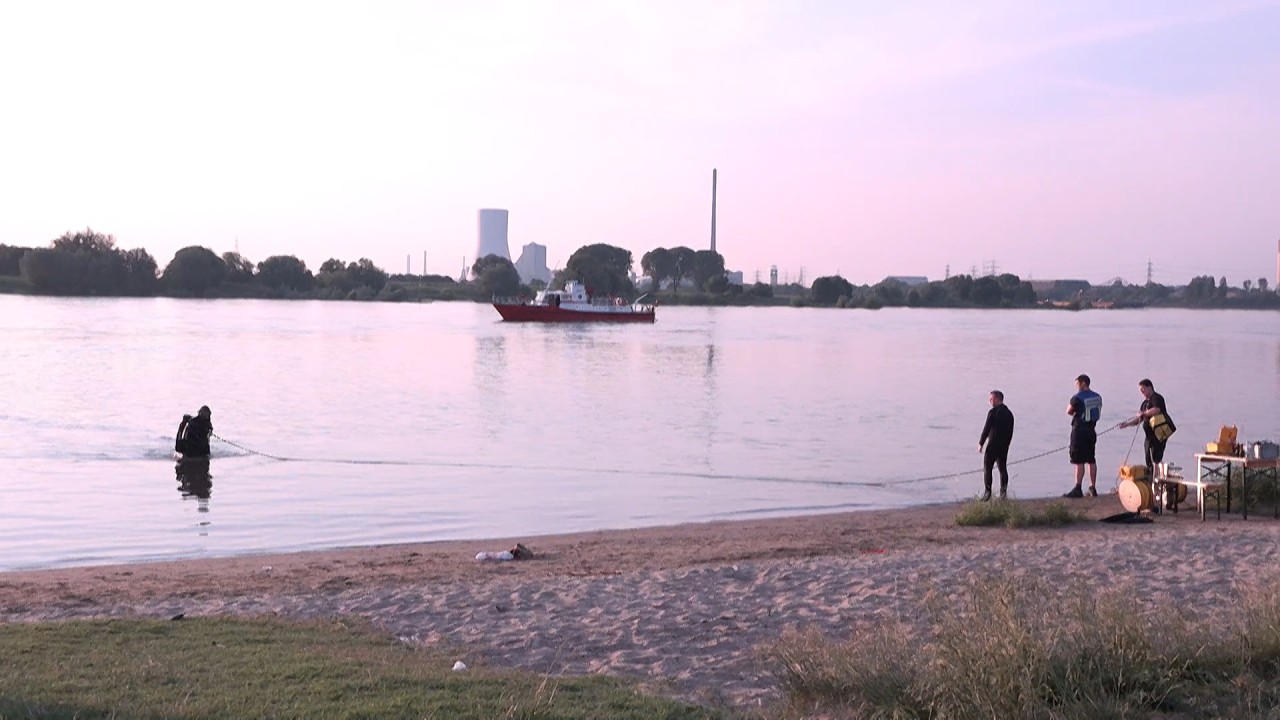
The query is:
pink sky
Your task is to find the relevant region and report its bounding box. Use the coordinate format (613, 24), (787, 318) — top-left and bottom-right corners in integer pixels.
(1, 0), (1278, 286)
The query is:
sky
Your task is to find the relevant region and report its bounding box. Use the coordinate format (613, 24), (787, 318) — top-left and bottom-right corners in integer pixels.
(1, 0), (1278, 286)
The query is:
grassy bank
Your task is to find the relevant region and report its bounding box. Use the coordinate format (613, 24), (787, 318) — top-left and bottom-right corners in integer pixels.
(765, 572), (1280, 719)
(0, 617), (723, 719)
(953, 498), (1084, 528)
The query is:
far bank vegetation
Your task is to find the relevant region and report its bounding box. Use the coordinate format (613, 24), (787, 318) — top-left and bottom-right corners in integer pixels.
(1, 230), (1276, 309)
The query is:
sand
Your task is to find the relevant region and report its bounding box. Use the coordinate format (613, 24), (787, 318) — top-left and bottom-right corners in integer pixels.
(2, 496), (1279, 708)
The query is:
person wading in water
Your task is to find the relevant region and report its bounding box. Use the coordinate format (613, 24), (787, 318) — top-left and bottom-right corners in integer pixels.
(175, 405), (213, 458)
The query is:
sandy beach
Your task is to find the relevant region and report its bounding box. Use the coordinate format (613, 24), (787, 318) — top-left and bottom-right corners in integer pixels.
(3, 496), (1279, 708)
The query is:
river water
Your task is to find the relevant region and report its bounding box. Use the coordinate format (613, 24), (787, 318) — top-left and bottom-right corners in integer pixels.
(0, 296), (1276, 570)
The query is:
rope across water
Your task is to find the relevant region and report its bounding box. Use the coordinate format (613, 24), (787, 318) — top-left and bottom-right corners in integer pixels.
(212, 423), (1131, 491)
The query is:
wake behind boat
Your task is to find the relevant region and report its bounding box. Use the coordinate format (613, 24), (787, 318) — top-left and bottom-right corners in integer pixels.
(493, 280), (656, 323)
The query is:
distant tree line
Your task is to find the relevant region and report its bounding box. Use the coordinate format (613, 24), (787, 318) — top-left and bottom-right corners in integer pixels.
(0, 229), (397, 300)
(1, 229), (1276, 310)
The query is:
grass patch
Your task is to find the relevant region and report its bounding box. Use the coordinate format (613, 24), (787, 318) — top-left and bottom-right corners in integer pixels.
(765, 572), (1280, 719)
(0, 617), (724, 719)
(953, 499), (1085, 528)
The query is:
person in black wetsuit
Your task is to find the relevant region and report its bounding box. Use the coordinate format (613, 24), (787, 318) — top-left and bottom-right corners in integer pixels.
(977, 390), (1015, 501)
(175, 405), (213, 458)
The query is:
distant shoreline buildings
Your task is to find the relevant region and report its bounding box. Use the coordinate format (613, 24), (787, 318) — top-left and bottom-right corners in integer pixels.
(474, 208), (549, 284)
(515, 242), (550, 284)
(475, 209), (510, 262)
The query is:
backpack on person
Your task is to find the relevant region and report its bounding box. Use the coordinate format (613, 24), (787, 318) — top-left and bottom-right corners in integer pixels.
(175, 414), (192, 454)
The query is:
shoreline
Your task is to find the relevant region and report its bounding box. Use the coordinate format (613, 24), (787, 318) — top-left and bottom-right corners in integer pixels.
(4, 496), (1279, 707)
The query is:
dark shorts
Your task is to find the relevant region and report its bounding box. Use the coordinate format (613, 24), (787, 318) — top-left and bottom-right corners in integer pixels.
(1070, 424), (1097, 464)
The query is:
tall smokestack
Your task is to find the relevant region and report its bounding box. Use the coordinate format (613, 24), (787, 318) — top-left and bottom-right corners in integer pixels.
(711, 166), (721, 253)
(1275, 238), (1279, 291)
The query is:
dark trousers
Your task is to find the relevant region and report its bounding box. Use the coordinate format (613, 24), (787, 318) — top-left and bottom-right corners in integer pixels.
(984, 446), (1010, 491)
(1144, 438), (1166, 476)
(1145, 438), (1171, 507)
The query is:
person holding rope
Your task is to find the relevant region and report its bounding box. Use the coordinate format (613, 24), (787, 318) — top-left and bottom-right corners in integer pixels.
(977, 389), (1015, 501)
(175, 405), (214, 459)
(1121, 378), (1176, 503)
(1063, 374), (1103, 498)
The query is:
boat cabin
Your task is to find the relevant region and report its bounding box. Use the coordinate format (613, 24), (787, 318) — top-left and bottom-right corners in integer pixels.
(535, 280), (592, 307)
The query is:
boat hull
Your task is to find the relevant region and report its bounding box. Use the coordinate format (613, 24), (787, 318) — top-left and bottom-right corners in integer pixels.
(493, 303), (655, 323)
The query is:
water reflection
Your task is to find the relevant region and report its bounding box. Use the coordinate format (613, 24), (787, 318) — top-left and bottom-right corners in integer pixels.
(175, 459), (212, 513)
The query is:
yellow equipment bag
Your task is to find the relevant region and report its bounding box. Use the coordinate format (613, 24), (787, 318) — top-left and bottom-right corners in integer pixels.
(1149, 413), (1176, 442)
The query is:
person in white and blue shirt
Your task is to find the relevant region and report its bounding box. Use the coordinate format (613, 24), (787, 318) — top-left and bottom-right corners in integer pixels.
(1063, 374), (1102, 498)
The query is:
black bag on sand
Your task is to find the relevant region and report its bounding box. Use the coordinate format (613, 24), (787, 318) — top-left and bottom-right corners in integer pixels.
(1100, 511), (1153, 524)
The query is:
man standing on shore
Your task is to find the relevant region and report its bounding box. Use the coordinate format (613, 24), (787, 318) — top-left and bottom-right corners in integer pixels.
(1121, 378), (1174, 478)
(977, 390), (1015, 501)
(1064, 375), (1102, 498)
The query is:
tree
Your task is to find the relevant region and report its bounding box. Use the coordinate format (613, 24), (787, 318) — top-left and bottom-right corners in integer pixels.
(19, 248), (84, 294)
(667, 246), (696, 291)
(704, 274), (731, 294)
(19, 228), (131, 295)
(348, 258), (388, 293)
(1260, 278), (1270, 293)
(690, 250), (726, 291)
(919, 282), (949, 306)
(1185, 275), (1215, 301)
(810, 275), (853, 305)
(748, 281), (773, 298)
(320, 258), (346, 274)
(559, 244), (636, 298)
(257, 255), (313, 292)
(873, 279), (906, 306)
(1011, 281), (1037, 305)
(640, 248), (675, 290)
(221, 252), (255, 283)
(162, 246), (226, 297)
(470, 254), (520, 297)
(119, 247), (159, 296)
(0, 244), (29, 276)
(971, 276), (1003, 306)
(944, 274), (974, 301)
(1243, 279), (1253, 292)
(52, 227), (116, 255)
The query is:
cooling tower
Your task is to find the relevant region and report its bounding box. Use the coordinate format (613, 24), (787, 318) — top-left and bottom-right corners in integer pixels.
(476, 209), (511, 261)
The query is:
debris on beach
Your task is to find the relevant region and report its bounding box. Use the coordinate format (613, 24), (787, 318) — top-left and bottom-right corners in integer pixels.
(475, 543), (534, 562)
(475, 550), (515, 561)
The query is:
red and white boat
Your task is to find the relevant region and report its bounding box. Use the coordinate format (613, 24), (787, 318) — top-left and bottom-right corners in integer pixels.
(493, 280), (656, 323)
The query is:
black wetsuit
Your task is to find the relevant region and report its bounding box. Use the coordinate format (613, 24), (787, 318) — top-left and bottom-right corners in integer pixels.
(176, 414), (213, 457)
(979, 404), (1015, 494)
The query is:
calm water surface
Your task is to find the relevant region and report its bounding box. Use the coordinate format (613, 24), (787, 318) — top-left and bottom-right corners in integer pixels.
(1, 296), (1276, 570)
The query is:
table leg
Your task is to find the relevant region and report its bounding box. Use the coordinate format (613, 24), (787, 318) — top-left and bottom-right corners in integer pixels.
(1242, 467), (1249, 521)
